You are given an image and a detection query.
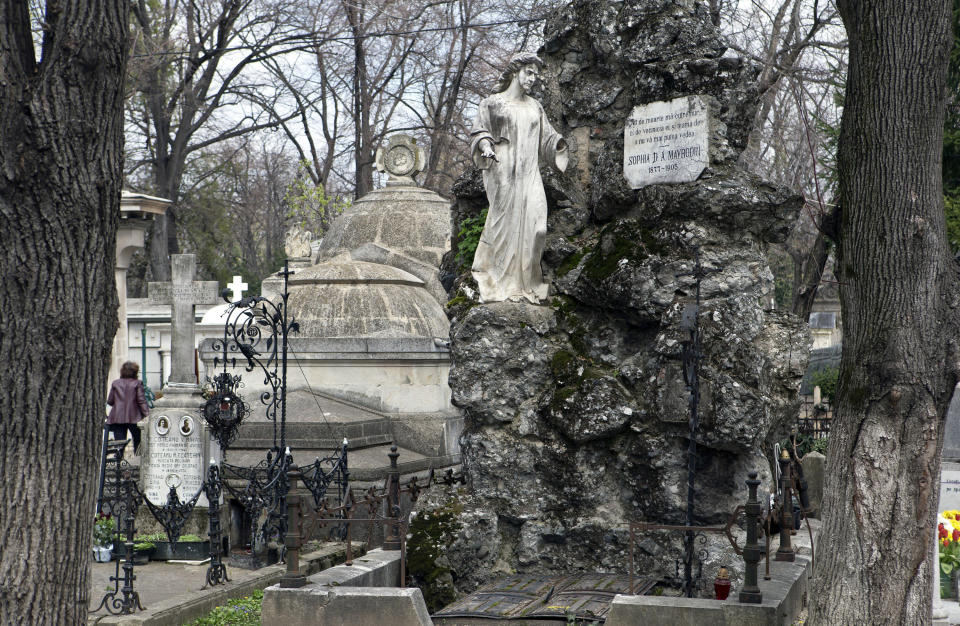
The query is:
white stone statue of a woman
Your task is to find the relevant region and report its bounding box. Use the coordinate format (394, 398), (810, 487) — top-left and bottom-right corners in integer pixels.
(469, 52), (568, 303)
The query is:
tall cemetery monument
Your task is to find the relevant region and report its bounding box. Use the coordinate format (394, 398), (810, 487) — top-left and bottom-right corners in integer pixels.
(142, 254), (219, 505)
(432, 0), (809, 594)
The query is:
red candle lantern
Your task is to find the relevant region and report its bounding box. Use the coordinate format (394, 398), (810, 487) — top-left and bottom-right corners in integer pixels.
(714, 566), (731, 600)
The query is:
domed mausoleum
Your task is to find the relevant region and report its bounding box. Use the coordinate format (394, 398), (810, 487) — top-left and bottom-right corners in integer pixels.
(201, 135), (462, 468)
(285, 261), (448, 339)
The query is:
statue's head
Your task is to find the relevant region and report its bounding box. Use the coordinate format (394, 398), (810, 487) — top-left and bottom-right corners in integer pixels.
(494, 52), (544, 94)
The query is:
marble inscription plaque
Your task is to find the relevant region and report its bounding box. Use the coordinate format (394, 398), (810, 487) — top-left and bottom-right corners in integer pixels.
(623, 95), (709, 189)
(148, 281), (219, 305)
(144, 413), (204, 505)
(942, 464), (960, 512)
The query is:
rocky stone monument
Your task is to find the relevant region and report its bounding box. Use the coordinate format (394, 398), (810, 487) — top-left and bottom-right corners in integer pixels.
(429, 0), (810, 597)
(142, 254), (219, 505)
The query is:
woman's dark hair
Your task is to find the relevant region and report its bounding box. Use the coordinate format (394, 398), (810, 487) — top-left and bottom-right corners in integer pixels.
(493, 52), (544, 93)
(120, 361), (140, 379)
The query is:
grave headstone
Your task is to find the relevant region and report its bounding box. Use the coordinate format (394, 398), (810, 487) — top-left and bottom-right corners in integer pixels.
(939, 384), (960, 513)
(143, 413), (206, 504)
(801, 451), (825, 518)
(942, 383), (960, 461)
(623, 95), (709, 189)
(143, 254), (219, 506)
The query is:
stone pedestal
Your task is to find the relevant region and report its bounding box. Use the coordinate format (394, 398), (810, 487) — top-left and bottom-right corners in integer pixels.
(141, 384), (219, 506)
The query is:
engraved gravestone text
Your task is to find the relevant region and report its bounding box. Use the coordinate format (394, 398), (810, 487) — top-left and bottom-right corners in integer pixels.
(623, 96), (709, 189)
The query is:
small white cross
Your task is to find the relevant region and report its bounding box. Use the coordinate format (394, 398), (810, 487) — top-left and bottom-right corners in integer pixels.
(226, 275), (248, 301)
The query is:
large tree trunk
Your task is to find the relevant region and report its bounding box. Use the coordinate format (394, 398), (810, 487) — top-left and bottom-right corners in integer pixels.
(810, 1), (959, 624)
(0, 0), (127, 622)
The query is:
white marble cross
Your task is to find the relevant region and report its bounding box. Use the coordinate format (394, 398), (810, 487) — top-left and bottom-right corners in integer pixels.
(148, 254), (219, 386)
(226, 275), (249, 301)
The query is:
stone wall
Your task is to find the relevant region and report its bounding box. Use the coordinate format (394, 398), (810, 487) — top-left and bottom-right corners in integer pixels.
(433, 0), (809, 595)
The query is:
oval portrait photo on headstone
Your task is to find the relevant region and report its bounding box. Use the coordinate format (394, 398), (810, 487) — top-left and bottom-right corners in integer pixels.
(179, 415), (194, 437)
(155, 415), (170, 436)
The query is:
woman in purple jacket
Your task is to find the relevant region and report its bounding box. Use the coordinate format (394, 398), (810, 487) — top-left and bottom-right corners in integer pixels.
(107, 361), (150, 453)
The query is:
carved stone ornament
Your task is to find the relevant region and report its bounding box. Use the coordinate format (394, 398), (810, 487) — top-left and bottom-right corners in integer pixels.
(375, 134), (425, 184)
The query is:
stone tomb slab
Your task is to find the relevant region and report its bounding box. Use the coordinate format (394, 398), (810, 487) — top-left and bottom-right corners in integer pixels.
(623, 95), (709, 189)
(432, 573), (657, 623)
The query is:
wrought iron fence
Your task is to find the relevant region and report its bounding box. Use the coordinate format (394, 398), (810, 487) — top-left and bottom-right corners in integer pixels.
(221, 442), (349, 554)
(92, 463), (229, 616)
(796, 395), (832, 440)
(627, 510), (745, 598)
(96, 423), (130, 518)
(280, 446), (464, 589)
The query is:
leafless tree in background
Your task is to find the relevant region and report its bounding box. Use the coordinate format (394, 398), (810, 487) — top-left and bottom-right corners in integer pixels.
(126, 0), (308, 280)
(722, 0), (847, 319)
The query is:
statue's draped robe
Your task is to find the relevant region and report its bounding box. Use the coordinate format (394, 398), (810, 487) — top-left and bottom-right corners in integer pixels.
(470, 94), (566, 303)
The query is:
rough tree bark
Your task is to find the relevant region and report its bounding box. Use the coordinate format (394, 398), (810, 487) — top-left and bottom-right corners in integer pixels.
(0, 0), (127, 622)
(810, 1), (960, 624)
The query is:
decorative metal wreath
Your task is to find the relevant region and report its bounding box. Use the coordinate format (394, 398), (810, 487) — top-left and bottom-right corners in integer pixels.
(200, 372), (248, 449)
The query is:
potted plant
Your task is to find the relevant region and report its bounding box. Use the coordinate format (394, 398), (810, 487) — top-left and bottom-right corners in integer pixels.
(133, 541), (155, 565)
(940, 511), (960, 598)
(138, 531), (211, 561)
(92, 515), (116, 563)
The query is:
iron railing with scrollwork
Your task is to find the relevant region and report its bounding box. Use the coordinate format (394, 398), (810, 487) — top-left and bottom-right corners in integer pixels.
(222, 448), (293, 552)
(279, 446), (465, 589)
(797, 395), (833, 440)
(91, 463), (230, 617)
(221, 441), (350, 553)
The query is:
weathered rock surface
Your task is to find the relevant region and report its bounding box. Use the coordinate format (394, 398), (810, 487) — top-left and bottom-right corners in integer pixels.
(423, 0), (809, 599)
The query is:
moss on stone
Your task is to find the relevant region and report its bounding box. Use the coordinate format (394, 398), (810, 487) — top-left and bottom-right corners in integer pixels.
(550, 385), (579, 410)
(446, 291), (477, 312)
(582, 222), (664, 282)
(406, 497), (463, 613)
(550, 295), (577, 319)
(556, 250), (586, 277)
(569, 325), (589, 356)
(550, 349), (576, 375)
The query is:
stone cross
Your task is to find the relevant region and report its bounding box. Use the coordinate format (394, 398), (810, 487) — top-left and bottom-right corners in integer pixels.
(226, 275), (248, 301)
(148, 254), (219, 385)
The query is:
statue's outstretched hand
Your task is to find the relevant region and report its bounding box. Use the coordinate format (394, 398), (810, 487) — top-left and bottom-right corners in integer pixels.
(479, 139), (499, 163)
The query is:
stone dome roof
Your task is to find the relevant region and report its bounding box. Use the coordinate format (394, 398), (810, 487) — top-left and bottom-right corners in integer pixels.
(317, 184), (451, 268)
(286, 260), (449, 339)
(199, 303), (252, 327)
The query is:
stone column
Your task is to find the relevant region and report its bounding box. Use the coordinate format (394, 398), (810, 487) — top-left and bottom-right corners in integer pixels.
(109, 192), (169, 389)
(171, 255), (199, 384)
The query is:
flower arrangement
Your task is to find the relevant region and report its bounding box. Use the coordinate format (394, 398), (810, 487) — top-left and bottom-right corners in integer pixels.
(93, 514), (117, 548)
(200, 380), (215, 400)
(939, 510), (960, 575)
